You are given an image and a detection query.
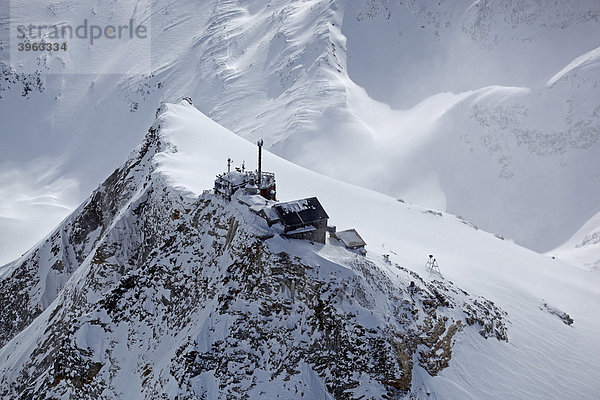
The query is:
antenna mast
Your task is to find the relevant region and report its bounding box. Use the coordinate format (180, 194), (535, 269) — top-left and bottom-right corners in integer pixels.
(257, 139), (263, 187)
(227, 158), (232, 173)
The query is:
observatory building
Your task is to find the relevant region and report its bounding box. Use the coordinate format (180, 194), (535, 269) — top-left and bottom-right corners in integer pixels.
(213, 140), (351, 246)
(273, 197), (329, 243)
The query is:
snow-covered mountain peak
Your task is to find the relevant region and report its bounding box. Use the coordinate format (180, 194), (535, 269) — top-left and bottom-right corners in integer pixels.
(0, 103), (511, 398)
(1, 0), (600, 396)
(3, 102), (598, 398)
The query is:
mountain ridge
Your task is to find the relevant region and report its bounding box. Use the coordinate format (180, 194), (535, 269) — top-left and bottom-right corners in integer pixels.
(2, 102), (598, 398)
(1, 0), (600, 262)
(0, 104), (510, 399)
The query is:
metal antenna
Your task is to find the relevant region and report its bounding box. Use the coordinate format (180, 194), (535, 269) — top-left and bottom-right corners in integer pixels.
(257, 139), (263, 187)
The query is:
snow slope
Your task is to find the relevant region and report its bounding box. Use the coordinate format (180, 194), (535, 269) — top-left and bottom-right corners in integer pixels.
(152, 102), (600, 398)
(3, 102), (598, 398)
(2, 0), (600, 264)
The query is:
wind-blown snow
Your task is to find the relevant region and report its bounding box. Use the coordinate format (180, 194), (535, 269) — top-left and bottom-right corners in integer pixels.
(0, 159), (79, 264)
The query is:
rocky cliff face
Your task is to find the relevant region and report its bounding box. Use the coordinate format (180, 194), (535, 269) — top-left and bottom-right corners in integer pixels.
(0, 121), (507, 399)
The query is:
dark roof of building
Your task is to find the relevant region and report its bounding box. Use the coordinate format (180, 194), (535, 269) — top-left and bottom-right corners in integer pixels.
(273, 197), (329, 227)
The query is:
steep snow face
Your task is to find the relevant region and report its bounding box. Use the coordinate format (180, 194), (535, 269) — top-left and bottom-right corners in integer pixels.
(547, 46), (600, 87)
(422, 74), (600, 252)
(1, 1), (599, 258)
(339, 1), (600, 251)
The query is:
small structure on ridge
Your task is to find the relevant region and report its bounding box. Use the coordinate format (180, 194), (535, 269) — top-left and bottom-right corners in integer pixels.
(425, 254), (441, 275)
(331, 228), (367, 254)
(212, 141), (342, 246)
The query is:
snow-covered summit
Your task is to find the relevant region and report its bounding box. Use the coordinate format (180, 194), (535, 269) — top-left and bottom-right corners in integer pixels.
(1, 102), (598, 398)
